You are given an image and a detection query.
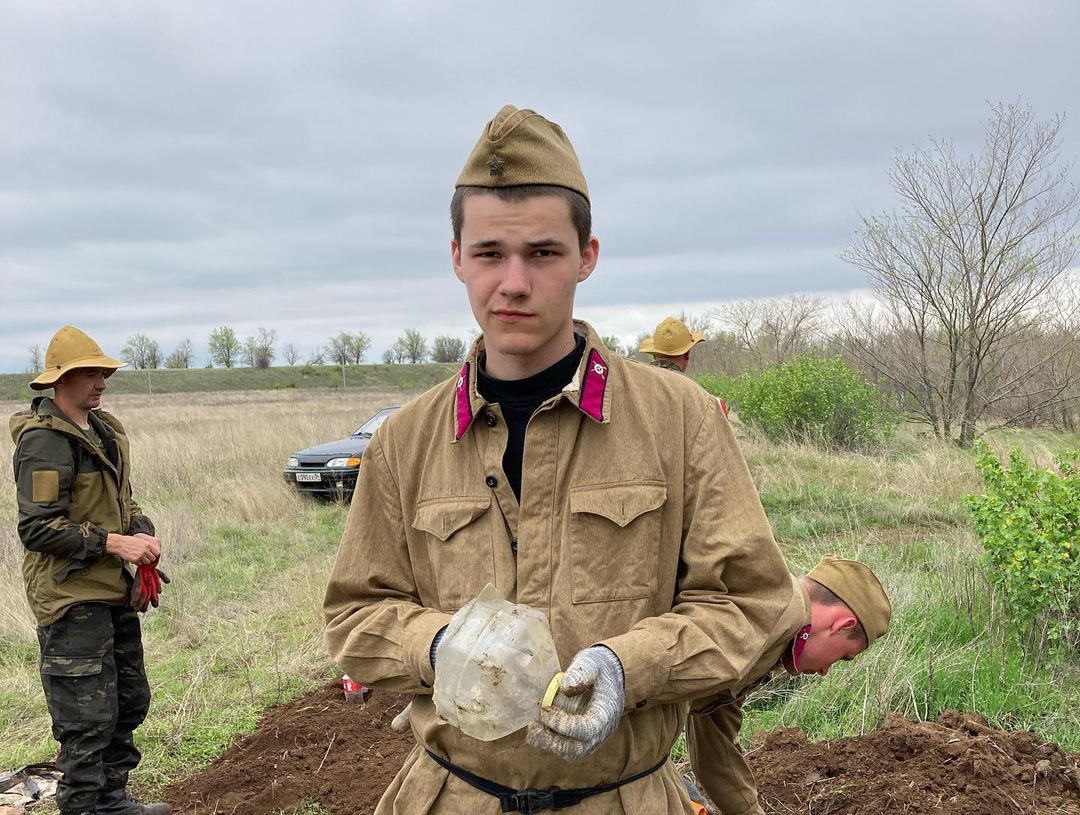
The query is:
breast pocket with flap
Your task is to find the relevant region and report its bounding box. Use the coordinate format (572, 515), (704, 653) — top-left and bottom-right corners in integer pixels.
(411, 496), (495, 609)
(568, 481), (667, 603)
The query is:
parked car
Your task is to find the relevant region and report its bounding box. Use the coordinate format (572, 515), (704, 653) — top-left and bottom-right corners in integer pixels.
(283, 406), (398, 500)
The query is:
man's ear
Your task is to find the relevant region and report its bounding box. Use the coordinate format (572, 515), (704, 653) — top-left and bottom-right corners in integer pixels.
(832, 615), (859, 635)
(578, 235), (599, 283)
(451, 240), (464, 283)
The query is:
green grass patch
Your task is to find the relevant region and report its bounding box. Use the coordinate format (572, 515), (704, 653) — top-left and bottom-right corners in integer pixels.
(0, 503), (348, 777)
(760, 482), (964, 542)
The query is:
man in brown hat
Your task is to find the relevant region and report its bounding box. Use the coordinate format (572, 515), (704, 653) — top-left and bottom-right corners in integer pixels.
(11, 326), (170, 815)
(324, 105), (793, 813)
(686, 556), (891, 815)
(639, 316), (707, 373)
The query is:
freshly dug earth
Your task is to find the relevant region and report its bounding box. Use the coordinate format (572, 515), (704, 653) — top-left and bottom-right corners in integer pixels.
(164, 685), (1079, 815)
(164, 683), (413, 815)
(750, 711), (1080, 815)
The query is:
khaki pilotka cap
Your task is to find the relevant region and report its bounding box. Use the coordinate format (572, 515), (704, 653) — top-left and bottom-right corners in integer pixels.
(456, 105), (590, 202)
(639, 317), (707, 357)
(31, 325), (125, 391)
(807, 556), (892, 645)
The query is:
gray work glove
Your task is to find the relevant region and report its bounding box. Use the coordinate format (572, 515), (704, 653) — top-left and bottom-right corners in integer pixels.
(390, 700), (413, 733)
(683, 774), (720, 815)
(525, 645), (625, 762)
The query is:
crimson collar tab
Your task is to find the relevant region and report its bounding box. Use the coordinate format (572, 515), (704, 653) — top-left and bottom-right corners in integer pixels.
(454, 361), (475, 441)
(790, 624), (811, 672)
(576, 348), (609, 423)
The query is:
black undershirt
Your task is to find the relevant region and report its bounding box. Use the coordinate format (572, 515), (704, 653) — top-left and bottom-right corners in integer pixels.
(477, 334), (586, 500)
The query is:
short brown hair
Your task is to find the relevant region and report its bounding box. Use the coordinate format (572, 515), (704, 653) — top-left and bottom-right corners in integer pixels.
(450, 185), (592, 251)
(805, 578), (868, 643)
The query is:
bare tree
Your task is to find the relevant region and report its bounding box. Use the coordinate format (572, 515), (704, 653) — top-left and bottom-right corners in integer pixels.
(242, 327), (277, 369)
(27, 343), (43, 373)
(347, 332), (372, 364)
(165, 338), (194, 369)
(326, 333), (352, 366)
(326, 332), (372, 365)
(306, 347), (327, 365)
(397, 329), (428, 364)
(629, 330), (651, 360)
(715, 295), (824, 367)
(282, 343), (301, 366)
(675, 310), (715, 337)
(431, 335), (467, 363)
(121, 334), (161, 369)
(208, 326), (241, 368)
(842, 102), (1080, 446)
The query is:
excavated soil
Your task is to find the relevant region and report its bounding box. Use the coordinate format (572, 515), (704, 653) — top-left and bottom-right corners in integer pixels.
(163, 684), (413, 815)
(164, 685), (1080, 815)
(749, 711), (1080, 815)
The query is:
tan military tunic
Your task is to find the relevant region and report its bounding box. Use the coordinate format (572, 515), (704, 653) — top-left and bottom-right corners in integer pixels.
(687, 577), (810, 815)
(324, 321), (793, 814)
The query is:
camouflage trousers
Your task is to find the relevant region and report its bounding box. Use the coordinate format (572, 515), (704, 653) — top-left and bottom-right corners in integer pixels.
(36, 602), (151, 815)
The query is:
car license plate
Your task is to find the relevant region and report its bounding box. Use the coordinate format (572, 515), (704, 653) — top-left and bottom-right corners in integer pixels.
(296, 472), (321, 482)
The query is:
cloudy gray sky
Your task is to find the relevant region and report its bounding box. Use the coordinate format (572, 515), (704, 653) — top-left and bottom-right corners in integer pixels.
(2, 0), (1078, 372)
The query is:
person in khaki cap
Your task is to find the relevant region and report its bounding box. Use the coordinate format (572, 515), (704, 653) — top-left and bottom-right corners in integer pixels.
(324, 104), (793, 814)
(639, 316), (707, 373)
(11, 326), (170, 815)
(686, 556), (891, 815)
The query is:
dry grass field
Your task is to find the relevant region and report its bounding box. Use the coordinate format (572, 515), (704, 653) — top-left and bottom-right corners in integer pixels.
(0, 388), (416, 787)
(0, 387), (1077, 805)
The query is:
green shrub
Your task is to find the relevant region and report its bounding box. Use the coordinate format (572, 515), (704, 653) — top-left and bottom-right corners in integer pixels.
(698, 356), (896, 450)
(967, 443), (1079, 653)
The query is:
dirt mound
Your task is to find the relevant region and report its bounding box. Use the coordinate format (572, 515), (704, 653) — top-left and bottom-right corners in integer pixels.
(163, 683), (413, 815)
(749, 710), (1080, 815)
(164, 686), (1079, 815)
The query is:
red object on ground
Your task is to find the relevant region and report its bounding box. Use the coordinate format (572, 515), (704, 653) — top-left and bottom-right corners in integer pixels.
(341, 674), (372, 703)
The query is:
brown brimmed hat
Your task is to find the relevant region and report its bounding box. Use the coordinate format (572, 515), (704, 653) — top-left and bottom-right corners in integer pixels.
(638, 317), (706, 357)
(807, 556), (892, 645)
(30, 326), (125, 390)
(456, 105), (589, 202)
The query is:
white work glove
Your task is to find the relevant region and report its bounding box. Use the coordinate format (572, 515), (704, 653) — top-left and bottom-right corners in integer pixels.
(390, 701), (413, 733)
(525, 645), (625, 762)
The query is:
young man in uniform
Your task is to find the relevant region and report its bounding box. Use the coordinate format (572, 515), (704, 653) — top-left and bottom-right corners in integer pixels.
(324, 105), (794, 813)
(639, 317), (706, 373)
(687, 556), (891, 815)
(11, 326), (169, 815)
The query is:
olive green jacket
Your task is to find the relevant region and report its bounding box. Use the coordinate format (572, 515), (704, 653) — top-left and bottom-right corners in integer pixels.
(324, 321), (793, 814)
(11, 397), (154, 625)
(687, 576), (810, 815)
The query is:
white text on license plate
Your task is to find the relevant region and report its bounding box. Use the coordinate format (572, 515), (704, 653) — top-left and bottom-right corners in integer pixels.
(296, 472), (321, 482)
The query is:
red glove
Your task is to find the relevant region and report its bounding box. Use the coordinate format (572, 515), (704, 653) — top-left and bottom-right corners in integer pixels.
(132, 560), (170, 611)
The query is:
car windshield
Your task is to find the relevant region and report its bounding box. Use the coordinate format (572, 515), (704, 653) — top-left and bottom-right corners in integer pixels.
(352, 409), (396, 437)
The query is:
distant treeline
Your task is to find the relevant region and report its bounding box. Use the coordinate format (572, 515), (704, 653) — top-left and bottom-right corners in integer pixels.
(0, 363), (459, 402)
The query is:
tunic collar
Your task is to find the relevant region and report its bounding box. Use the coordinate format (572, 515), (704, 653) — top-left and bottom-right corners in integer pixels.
(452, 320), (612, 442)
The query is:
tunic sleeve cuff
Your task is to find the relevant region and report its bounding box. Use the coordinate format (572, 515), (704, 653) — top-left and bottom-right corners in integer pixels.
(404, 610), (453, 689)
(598, 627), (671, 710)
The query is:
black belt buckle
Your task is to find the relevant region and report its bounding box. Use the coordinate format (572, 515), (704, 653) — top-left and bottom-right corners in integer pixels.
(503, 786), (560, 813)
